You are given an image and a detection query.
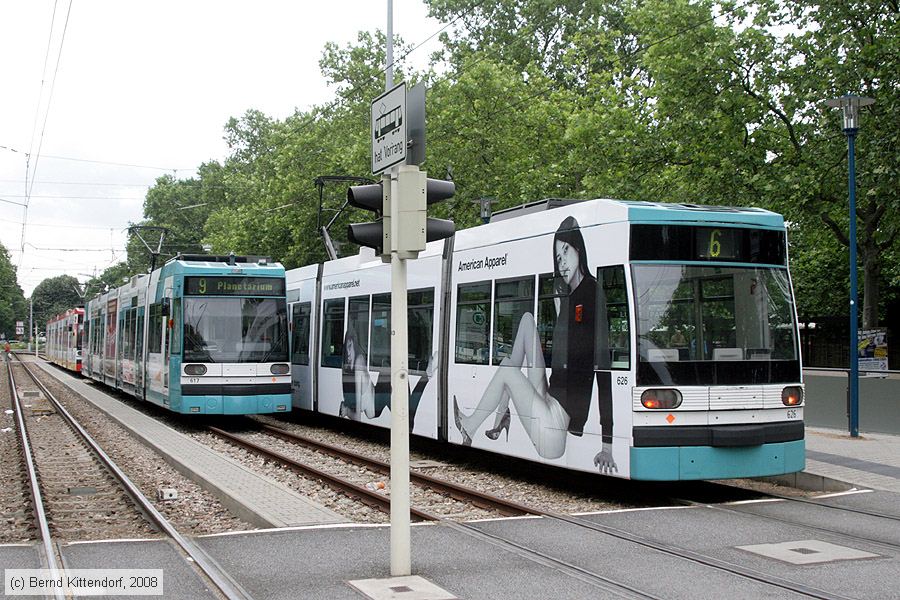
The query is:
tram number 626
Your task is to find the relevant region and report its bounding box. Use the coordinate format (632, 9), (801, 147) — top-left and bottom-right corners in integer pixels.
(615, 376), (628, 386)
(786, 409), (798, 419)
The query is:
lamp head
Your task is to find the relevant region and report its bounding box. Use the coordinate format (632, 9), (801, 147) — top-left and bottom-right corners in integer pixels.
(825, 95), (875, 132)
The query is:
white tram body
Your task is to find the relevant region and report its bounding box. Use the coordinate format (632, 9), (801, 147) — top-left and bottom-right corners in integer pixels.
(82, 255), (291, 415)
(46, 308), (85, 372)
(287, 199), (805, 480)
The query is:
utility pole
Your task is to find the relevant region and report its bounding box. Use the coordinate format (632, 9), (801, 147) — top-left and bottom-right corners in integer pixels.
(347, 3), (454, 576)
(385, 0), (412, 578)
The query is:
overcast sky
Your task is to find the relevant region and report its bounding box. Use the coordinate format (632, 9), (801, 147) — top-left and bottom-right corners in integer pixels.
(0, 0), (442, 297)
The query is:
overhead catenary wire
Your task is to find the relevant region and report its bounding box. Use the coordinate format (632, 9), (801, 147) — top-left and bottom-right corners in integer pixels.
(21, 0), (74, 267)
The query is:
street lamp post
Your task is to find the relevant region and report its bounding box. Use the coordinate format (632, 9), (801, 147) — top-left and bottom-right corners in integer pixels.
(825, 94), (874, 438)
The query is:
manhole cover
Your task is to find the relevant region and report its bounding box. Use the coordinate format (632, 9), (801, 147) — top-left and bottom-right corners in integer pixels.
(349, 575), (457, 600)
(737, 540), (880, 565)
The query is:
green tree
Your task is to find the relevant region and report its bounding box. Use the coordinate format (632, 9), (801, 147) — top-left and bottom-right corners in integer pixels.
(29, 275), (83, 332)
(0, 242), (27, 340)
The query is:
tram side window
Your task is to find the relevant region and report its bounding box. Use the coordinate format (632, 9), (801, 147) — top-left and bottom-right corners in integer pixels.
(321, 299), (345, 368)
(290, 302), (311, 365)
(493, 277), (535, 366)
(598, 266), (630, 370)
(537, 274), (562, 366)
(347, 295), (370, 368)
(148, 304), (162, 354)
(455, 282), (491, 365)
(408, 289), (434, 372)
(171, 298), (181, 354)
(369, 294), (391, 369)
(120, 311), (132, 360)
(95, 317), (103, 354)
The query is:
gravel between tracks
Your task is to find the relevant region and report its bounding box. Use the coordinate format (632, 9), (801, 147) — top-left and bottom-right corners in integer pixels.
(23, 363), (253, 537)
(0, 359), (35, 543)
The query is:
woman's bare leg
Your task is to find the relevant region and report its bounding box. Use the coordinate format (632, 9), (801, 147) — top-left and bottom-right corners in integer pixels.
(458, 313), (568, 453)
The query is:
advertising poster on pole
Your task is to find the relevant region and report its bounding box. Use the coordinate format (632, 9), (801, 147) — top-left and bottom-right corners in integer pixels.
(858, 328), (888, 371)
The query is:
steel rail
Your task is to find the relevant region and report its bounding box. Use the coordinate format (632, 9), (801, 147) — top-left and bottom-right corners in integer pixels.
(544, 510), (854, 600)
(211, 425), (662, 599)
(675, 496), (900, 555)
(257, 420), (851, 599)
(259, 423), (540, 517)
(207, 426), (440, 522)
(6, 356), (66, 600)
(14, 356), (253, 600)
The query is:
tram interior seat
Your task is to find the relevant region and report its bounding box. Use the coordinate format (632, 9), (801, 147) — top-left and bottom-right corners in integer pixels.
(747, 348), (771, 360)
(647, 348), (679, 362)
(713, 347), (743, 361)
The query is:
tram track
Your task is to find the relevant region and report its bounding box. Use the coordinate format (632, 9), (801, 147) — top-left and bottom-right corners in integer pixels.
(7, 354), (255, 600)
(221, 420), (855, 600)
(673, 485), (900, 556)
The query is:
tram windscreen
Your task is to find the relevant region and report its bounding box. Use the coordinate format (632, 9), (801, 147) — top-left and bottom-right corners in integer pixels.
(632, 265), (799, 385)
(182, 297), (288, 363)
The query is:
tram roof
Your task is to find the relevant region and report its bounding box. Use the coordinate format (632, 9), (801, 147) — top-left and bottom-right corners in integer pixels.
(490, 198), (783, 228)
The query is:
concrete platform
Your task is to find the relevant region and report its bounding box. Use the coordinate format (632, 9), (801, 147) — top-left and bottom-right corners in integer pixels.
(32, 358), (343, 528)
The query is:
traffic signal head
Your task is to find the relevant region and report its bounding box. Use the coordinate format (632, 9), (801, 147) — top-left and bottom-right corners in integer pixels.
(425, 178), (455, 205)
(347, 174), (391, 258)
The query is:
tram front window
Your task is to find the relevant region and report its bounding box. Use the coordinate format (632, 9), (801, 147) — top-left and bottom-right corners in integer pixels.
(183, 297), (288, 363)
(632, 265), (799, 385)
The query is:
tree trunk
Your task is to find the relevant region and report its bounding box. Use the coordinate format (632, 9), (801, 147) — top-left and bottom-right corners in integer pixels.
(862, 247), (880, 329)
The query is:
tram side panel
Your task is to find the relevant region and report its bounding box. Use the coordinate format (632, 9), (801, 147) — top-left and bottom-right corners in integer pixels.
(315, 248), (444, 440)
(115, 276), (147, 396)
(144, 270), (169, 409)
(446, 209), (632, 478)
(288, 264), (320, 411)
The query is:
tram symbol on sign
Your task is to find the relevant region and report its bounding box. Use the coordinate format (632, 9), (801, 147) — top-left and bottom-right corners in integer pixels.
(374, 103), (403, 142)
(371, 82), (406, 173)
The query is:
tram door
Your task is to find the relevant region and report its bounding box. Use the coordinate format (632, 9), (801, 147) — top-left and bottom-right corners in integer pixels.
(162, 296), (172, 393)
(290, 301), (313, 410)
(594, 265), (631, 476)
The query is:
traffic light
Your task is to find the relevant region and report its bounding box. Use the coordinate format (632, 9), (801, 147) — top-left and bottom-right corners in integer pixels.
(394, 165), (455, 259)
(348, 167), (455, 260)
(347, 173), (391, 259)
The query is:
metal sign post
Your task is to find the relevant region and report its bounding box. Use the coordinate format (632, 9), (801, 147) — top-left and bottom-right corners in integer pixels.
(380, 1), (411, 577)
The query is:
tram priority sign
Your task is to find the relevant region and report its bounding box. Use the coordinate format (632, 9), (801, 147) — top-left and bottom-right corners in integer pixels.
(372, 82), (406, 173)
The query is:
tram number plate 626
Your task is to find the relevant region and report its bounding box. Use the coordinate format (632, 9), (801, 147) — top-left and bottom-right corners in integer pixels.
(786, 409), (798, 419)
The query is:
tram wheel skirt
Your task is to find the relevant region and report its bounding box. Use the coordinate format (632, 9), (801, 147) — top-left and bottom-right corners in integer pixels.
(172, 394), (292, 415)
(630, 440), (805, 481)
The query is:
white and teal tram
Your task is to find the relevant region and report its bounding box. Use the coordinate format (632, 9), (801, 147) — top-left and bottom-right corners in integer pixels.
(83, 254), (291, 415)
(287, 199), (804, 480)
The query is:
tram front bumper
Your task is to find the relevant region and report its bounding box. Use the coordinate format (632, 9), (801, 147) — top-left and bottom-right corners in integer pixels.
(629, 439), (806, 481)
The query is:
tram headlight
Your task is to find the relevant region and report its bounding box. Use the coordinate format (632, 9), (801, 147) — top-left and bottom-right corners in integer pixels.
(270, 363), (290, 375)
(184, 364), (207, 376)
(640, 389), (682, 409)
(781, 386), (803, 406)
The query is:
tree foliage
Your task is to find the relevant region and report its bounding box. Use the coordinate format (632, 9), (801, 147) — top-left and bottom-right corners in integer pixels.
(29, 275), (82, 332)
(113, 0), (896, 327)
(0, 242), (27, 339)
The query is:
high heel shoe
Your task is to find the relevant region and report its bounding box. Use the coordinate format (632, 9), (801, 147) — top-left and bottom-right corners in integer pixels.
(453, 396), (472, 446)
(485, 407), (511, 441)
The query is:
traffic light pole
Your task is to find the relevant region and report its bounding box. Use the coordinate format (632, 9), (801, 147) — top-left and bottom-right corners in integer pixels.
(389, 169), (412, 577)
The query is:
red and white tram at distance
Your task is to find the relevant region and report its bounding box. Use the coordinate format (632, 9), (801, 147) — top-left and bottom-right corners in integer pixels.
(46, 307), (85, 372)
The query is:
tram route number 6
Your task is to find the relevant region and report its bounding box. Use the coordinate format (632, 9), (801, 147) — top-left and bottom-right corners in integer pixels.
(708, 229), (722, 258)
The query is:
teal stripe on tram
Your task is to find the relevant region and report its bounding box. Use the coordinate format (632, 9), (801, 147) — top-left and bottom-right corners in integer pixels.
(630, 440), (806, 481)
(626, 204), (784, 228)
